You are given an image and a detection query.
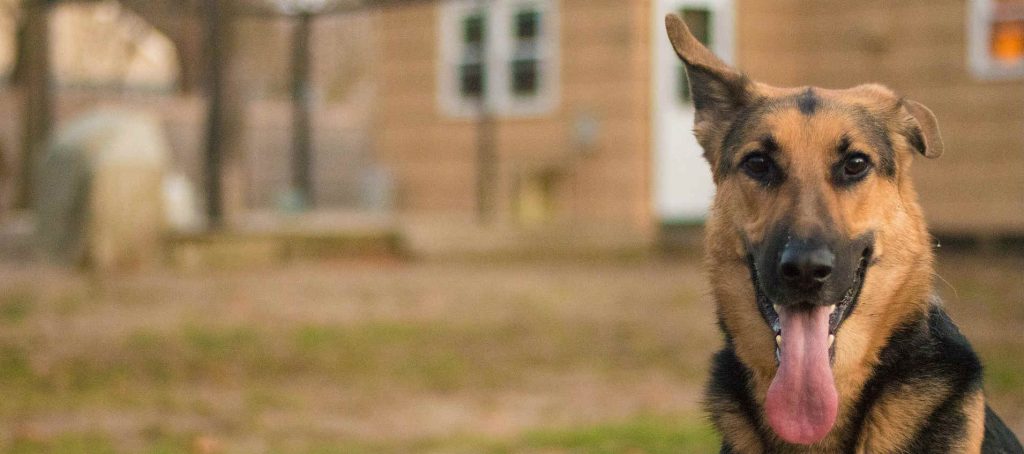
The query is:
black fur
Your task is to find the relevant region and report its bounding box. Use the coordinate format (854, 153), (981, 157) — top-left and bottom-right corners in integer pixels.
(843, 303), (982, 451)
(985, 405), (1024, 453)
(796, 88), (819, 115)
(837, 135), (852, 153)
(847, 105), (897, 177)
(707, 335), (771, 452)
(719, 99), (773, 176)
(708, 301), (1024, 452)
(683, 65), (751, 126)
(903, 124), (929, 157)
(709, 339), (768, 430)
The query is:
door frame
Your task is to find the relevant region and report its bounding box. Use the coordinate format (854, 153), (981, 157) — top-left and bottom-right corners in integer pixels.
(650, 0), (735, 223)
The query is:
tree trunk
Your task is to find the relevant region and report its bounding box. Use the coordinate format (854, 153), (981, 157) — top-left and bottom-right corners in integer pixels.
(201, 0), (248, 229)
(202, 0), (227, 227)
(15, 0), (53, 210)
(174, 23), (205, 94)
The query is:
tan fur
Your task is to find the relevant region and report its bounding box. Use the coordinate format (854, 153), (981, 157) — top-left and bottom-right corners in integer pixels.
(665, 12), (988, 453)
(702, 96), (942, 451)
(710, 405), (765, 454)
(705, 87), (937, 416)
(855, 381), (951, 453)
(960, 391), (988, 454)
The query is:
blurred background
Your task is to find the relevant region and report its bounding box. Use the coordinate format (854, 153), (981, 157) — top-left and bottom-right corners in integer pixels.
(0, 0), (1021, 452)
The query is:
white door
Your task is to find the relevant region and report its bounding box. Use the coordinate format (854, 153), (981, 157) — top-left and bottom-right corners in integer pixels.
(652, 0), (734, 223)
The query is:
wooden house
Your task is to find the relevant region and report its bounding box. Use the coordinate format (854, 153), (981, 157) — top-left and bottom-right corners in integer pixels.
(372, 0), (1024, 244)
(2, 0), (1018, 248)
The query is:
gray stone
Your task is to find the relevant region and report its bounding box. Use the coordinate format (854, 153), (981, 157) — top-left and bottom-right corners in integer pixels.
(35, 109), (170, 270)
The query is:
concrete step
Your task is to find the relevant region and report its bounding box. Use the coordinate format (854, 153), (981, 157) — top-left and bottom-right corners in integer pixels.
(166, 210), (402, 269)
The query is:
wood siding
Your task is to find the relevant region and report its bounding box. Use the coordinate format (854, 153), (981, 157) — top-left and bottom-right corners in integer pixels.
(375, 0), (1021, 236)
(737, 0), (1024, 234)
(372, 0), (654, 235)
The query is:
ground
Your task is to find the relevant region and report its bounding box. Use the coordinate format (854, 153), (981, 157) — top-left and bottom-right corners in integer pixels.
(0, 251), (1019, 453)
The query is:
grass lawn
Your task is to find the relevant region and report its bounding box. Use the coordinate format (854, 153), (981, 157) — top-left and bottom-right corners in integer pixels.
(0, 251), (1019, 453)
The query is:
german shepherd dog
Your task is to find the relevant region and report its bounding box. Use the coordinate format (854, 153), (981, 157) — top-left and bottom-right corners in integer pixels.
(664, 14), (1023, 454)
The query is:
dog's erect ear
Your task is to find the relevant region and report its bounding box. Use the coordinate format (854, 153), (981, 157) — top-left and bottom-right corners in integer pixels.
(902, 99), (944, 159)
(665, 14), (750, 127)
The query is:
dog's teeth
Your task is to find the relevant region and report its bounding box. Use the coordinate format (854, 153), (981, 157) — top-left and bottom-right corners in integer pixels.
(828, 334), (835, 347)
(829, 305), (836, 315)
(773, 304), (781, 313)
(776, 335), (782, 345)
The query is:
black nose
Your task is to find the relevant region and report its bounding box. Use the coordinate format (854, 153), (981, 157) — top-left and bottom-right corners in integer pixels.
(779, 241), (834, 291)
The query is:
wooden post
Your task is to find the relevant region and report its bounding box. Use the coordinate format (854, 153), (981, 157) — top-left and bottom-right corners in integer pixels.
(291, 12), (314, 208)
(474, 1), (496, 224)
(15, 0), (53, 210)
(476, 97), (496, 224)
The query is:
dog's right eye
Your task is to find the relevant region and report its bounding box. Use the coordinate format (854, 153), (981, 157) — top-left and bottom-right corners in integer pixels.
(740, 153), (778, 182)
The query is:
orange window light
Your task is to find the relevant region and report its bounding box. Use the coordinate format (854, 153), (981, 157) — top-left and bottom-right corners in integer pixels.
(991, 19), (1024, 64)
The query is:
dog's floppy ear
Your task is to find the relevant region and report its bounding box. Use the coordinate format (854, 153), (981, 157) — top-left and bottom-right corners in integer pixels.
(902, 99), (944, 159)
(665, 14), (750, 130)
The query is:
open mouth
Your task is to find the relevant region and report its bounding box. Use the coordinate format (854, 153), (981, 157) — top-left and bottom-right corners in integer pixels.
(746, 246), (872, 445)
(747, 246), (872, 363)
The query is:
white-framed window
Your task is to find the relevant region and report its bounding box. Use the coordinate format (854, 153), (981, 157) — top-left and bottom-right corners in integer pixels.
(651, 0), (736, 113)
(968, 0), (1024, 79)
(651, 0), (734, 223)
(438, 0), (559, 117)
(675, 6), (713, 104)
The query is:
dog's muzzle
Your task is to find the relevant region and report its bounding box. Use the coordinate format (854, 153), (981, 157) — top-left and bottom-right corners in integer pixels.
(746, 231), (875, 361)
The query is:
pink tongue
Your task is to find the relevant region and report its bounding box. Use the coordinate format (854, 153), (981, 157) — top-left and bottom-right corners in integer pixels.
(765, 305), (838, 445)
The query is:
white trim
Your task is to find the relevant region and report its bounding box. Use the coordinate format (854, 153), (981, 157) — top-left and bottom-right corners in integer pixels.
(967, 0), (1024, 80)
(437, 0), (560, 118)
(651, 0), (734, 223)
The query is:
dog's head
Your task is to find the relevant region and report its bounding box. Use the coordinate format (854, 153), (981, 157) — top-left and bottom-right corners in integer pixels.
(666, 15), (942, 446)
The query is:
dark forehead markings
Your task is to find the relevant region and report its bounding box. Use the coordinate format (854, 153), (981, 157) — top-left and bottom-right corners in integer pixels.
(760, 135), (779, 153)
(847, 106), (896, 177)
(796, 88), (820, 116)
(837, 134), (852, 153)
(718, 99), (776, 175)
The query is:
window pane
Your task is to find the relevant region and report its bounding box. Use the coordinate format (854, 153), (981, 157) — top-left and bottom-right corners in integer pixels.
(511, 59), (538, 96)
(990, 19), (1024, 65)
(460, 63), (485, 98)
(515, 10), (540, 40)
(683, 9), (712, 45)
(460, 11), (486, 100)
(678, 7), (713, 103)
(463, 14), (485, 45)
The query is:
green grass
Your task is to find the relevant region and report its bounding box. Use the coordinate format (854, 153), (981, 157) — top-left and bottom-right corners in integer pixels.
(0, 417), (718, 454)
(0, 253), (1018, 453)
(517, 416), (720, 453)
(7, 434), (118, 454)
(982, 346), (1024, 395)
(0, 291), (33, 323)
(266, 416), (719, 454)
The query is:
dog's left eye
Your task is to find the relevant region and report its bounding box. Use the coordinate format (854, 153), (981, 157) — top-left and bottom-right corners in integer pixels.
(742, 154), (773, 176)
(739, 152), (781, 184)
(843, 154), (871, 177)
(833, 153), (873, 187)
